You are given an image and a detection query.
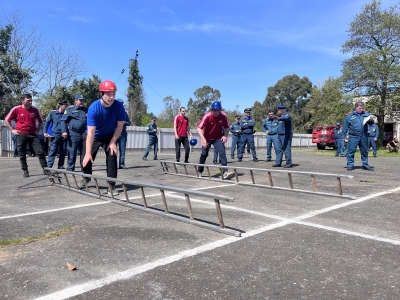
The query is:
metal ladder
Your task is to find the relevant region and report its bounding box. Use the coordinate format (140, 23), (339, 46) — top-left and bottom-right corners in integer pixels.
(159, 160), (355, 200)
(43, 168), (241, 237)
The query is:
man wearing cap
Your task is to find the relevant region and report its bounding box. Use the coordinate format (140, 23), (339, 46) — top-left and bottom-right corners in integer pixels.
(116, 99), (132, 169)
(43, 100), (69, 169)
(274, 104), (293, 168)
(229, 115), (242, 159)
(262, 110), (280, 162)
(142, 116), (158, 160)
(367, 119), (379, 157)
(238, 108), (258, 162)
(334, 122), (344, 157)
(61, 94), (88, 171)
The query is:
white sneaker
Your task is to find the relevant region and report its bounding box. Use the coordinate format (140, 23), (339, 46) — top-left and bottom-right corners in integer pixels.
(78, 178), (91, 189)
(223, 172), (235, 180)
(107, 186), (119, 196)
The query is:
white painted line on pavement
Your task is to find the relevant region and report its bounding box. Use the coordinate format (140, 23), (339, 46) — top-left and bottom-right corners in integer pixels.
(34, 186), (400, 300)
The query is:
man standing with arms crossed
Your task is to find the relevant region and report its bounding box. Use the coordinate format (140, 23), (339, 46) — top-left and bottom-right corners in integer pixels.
(274, 104), (293, 168)
(173, 107), (193, 163)
(80, 80), (126, 195)
(197, 101), (234, 179)
(237, 108), (258, 162)
(229, 115), (242, 159)
(262, 110), (280, 163)
(5, 93), (48, 177)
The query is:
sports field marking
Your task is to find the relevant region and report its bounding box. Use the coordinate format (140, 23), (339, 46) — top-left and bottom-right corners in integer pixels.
(34, 186), (400, 300)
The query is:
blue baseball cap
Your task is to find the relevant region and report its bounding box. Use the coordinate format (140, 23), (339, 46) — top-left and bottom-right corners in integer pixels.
(277, 104), (286, 109)
(151, 116), (157, 120)
(74, 94), (85, 100)
(58, 100), (68, 105)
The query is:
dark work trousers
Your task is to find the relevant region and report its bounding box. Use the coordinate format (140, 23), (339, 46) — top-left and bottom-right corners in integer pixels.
(81, 133), (118, 186)
(117, 131), (127, 167)
(198, 139), (228, 174)
(67, 133), (83, 171)
(175, 136), (190, 162)
(238, 134), (257, 159)
(17, 134), (47, 170)
(230, 135), (240, 158)
(47, 135), (67, 168)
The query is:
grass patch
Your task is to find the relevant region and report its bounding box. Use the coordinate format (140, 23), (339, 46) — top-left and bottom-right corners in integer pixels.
(0, 226), (77, 248)
(311, 148), (400, 157)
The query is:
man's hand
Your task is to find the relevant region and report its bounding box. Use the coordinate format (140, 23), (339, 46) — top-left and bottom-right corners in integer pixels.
(82, 154), (94, 167)
(266, 131), (269, 135)
(175, 134), (179, 139)
(201, 138), (207, 148)
(107, 142), (118, 156)
(44, 133), (49, 138)
(221, 136), (227, 143)
(62, 132), (68, 139)
(11, 129), (19, 136)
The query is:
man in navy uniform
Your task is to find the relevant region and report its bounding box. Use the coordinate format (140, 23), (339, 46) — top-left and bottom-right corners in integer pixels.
(43, 100), (68, 169)
(61, 94), (88, 171)
(334, 122), (344, 157)
(116, 99), (131, 169)
(229, 115), (242, 159)
(274, 104), (293, 168)
(367, 119), (379, 157)
(262, 110), (280, 162)
(237, 108), (258, 162)
(342, 101), (374, 171)
(142, 116), (158, 160)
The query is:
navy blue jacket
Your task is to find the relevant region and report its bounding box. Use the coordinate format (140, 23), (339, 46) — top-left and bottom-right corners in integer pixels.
(334, 127), (343, 140)
(61, 105), (88, 135)
(262, 118), (279, 135)
(122, 112), (132, 133)
(342, 110), (370, 137)
(277, 112), (292, 135)
(367, 123), (379, 138)
(240, 117), (256, 134)
(146, 122), (158, 136)
(229, 121), (242, 136)
(43, 110), (65, 135)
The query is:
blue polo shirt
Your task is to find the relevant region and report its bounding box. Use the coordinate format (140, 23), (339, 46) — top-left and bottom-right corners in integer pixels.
(87, 99), (126, 139)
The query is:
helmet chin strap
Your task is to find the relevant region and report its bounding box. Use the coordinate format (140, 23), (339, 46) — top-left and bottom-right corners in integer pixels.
(101, 98), (112, 107)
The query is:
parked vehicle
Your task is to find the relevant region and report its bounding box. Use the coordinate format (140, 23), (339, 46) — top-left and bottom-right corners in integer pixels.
(312, 125), (336, 149)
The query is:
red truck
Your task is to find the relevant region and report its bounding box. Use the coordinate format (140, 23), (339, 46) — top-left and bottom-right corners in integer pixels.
(312, 125), (336, 149)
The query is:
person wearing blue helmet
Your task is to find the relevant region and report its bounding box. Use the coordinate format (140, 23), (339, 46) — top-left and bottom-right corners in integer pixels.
(197, 101), (234, 179)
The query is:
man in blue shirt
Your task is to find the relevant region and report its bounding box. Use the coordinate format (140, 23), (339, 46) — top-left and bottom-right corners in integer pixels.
(342, 101), (374, 171)
(237, 108), (258, 162)
(80, 80), (126, 195)
(44, 100), (68, 169)
(262, 110), (280, 162)
(334, 123), (344, 157)
(367, 119), (379, 157)
(116, 99), (132, 169)
(61, 94), (88, 171)
(229, 115), (242, 159)
(274, 104), (293, 168)
(142, 117), (159, 160)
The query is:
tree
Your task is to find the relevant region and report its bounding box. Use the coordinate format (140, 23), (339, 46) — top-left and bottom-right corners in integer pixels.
(302, 77), (354, 132)
(187, 85), (221, 125)
(341, 0), (400, 145)
(262, 74), (312, 133)
(157, 95), (181, 128)
(127, 51), (147, 126)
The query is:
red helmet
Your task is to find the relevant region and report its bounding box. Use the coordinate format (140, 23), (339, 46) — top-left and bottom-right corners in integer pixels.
(99, 80), (117, 92)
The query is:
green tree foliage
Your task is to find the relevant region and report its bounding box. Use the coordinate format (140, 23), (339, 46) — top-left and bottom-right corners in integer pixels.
(157, 95), (181, 128)
(187, 85), (221, 126)
(261, 74), (312, 133)
(302, 77), (353, 132)
(127, 52), (147, 126)
(35, 74), (101, 117)
(0, 24), (32, 118)
(341, 0), (400, 144)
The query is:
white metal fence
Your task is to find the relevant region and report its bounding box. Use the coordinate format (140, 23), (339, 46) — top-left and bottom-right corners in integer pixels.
(1, 121), (314, 157)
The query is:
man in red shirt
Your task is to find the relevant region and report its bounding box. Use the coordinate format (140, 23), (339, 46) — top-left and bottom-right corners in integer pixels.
(173, 107), (193, 163)
(5, 93), (48, 177)
(197, 101), (234, 179)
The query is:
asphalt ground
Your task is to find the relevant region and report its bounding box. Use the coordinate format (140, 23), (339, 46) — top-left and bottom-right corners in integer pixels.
(0, 148), (399, 299)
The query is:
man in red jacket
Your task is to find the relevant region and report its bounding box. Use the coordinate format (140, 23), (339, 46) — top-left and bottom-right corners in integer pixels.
(5, 93), (48, 177)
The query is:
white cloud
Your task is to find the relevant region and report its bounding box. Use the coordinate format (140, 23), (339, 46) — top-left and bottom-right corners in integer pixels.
(69, 16), (90, 23)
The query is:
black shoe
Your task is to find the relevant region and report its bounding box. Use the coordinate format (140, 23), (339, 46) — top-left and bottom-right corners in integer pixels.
(154, 157), (158, 160)
(142, 157), (147, 160)
(347, 167), (353, 171)
(231, 156), (234, 159)
(253, 158), (258, 162)
(67, 168), (74, 172)
(284, 165), (293, 168)
(335, 154), (339, 157)
(266, 159), (271, 162)
(43, 169), (47, 175)
(176, 160), (180, 162)
(213, 160), (217, 164)
(273, 164), (281, 167)
(58, 166), (65, 169)
(184, 161), (189, 163)
(237, 158), (242, 162)
(363, 166), (374, 171)
(373, 155), (377, 157)
(23, 170), (30, 178)
(119, 166), (127, 169)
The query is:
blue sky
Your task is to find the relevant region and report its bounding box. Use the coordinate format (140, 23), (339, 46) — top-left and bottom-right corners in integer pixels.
(1, 0), (398, 115)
